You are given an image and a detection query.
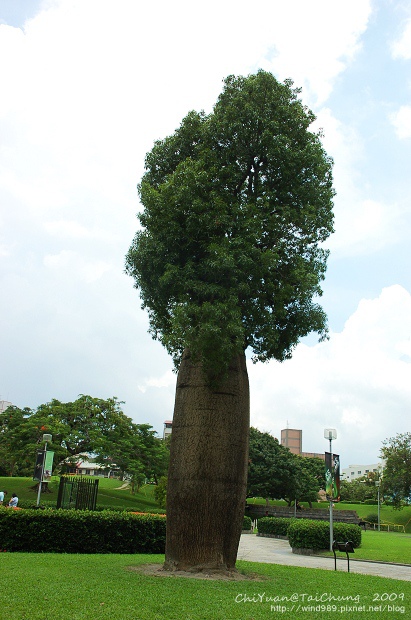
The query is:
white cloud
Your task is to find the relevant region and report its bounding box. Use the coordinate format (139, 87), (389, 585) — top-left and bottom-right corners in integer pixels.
(392, 18), (411, 59)
(248, 285), (411, 466)
(390, 105), (411, 139)
(137, 370), (176, 394)
(310, 108), (407, 257)
(390, 18), (411, 139)
(43, 250), (111, 282)
(43, 220), (118, 241)
(328, 196), (406, 257)
(44, 221), (90, 238)
(260, 0), (372, 105)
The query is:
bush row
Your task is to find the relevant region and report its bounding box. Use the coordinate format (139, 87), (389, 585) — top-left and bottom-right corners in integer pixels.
(0, 509), (251, 553)
(257, 517), (291, 537)
(287, 519), (361, 550)
(0, 508), (166, 553)
(258, 516), (361, 550)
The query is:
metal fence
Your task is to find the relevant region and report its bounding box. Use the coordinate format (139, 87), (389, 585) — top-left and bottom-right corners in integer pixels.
(56, 476), (99, 510)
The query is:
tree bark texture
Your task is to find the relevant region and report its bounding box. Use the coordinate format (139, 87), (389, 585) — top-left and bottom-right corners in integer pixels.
(164, 350), (250, 572)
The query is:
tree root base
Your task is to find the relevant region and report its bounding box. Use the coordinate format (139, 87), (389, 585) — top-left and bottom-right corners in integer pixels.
(129, 563), (265, 581)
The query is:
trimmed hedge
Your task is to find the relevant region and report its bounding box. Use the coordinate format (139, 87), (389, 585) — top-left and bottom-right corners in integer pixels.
(287, 518), (361, 551)
(17, 500), (55, 510)
(257, 517), (292, 537)
(0, 508), (166, 553)
(16, 500), (165, 514)
(242, 515), (252, 530)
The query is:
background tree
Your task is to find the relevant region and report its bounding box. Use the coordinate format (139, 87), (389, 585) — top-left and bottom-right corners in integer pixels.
(0, 396), (168, 482)
(339, 474), (379, 503)
(247, 427), (297, 502)
(293, 456), (326, 507)
(154, 476), (168, 510)
(0, 406), (45, 476)
(380, 432), (411, 509)
(126, 70), (334, 571)
(95, 422), (169, 486)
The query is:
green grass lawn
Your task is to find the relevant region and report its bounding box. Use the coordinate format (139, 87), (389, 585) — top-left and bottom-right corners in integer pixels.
(0, 553), (409, 620)
(317, 530), (411, 564)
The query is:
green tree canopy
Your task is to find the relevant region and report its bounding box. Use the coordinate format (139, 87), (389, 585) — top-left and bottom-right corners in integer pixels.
(126, 70), (334, 380)
(293, 455), (326, 506)
(0, 405), (42, 476)
(339, 476), (378, 503)
(380, 432), (411, 509)
(247, 430), (325, 505)
(247, 427), (298, 500)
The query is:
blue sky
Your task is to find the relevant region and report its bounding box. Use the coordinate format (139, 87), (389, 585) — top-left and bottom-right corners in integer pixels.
(1, 0), (410, 468)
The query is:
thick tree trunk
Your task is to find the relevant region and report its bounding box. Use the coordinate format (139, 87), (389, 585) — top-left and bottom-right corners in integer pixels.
(164, 349), (249, 572)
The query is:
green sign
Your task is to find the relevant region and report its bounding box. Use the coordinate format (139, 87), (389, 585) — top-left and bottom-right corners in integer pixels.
(43, 451), (54, 480)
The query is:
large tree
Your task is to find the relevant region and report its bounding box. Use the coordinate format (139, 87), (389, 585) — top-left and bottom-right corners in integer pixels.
(126, 70), (334, 571)
(95, 422), (169, 485)
(380, 432), (411, 509)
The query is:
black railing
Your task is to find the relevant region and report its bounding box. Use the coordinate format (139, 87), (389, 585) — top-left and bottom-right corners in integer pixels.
(56, 476), (99, 510)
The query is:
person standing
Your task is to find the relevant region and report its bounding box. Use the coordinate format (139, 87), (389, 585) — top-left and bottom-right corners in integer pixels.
(0, 490), (7, 505)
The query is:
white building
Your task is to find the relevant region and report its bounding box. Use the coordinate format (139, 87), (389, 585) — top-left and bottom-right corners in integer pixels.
(163, 420), (172, 440)
(341, 463), (382, 481)
(0, 400), (12, 414)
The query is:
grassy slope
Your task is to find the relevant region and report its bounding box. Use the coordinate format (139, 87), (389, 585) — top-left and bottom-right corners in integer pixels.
(0, 476), (161, 512)
(0, 553), (409, 620)
(248, 498), (411, 532)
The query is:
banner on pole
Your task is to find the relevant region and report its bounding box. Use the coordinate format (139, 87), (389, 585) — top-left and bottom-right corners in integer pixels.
(33, 451), (45, 482)
(33, 450), (54, 482)
(325, 452), (340, 502)
(44, 451), (54, 481)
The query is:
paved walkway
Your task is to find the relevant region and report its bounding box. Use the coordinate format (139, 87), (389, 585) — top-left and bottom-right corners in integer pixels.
(237, 534), (411, 581)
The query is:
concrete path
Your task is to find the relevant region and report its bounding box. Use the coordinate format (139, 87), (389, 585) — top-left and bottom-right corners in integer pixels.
(237, 534), (411, 581)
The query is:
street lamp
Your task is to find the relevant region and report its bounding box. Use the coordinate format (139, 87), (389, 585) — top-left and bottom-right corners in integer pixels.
(324, 428), (337, 551)
(375, 480), (381, 531)
(36, 434), (52, 507)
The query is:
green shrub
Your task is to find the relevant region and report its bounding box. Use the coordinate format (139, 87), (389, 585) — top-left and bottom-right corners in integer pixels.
(16, 499), (57, 510)
(242, 515), (252, 530)
(154, 476), (167, 509)
(0, 508), (166, 553)
(257, 517), (291, 537)
(365, 513), (379, 524)
(287, 518), (361, 551)
(363, 499), (378, 505)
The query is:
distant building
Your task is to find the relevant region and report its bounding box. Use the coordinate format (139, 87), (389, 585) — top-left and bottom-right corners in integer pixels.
(281, 427), (324, 460)
(65, 458), (118, 478)
(281, 428), (302, 454)
(300, 451), (325, 460)
(0, 400), (12, 414)
(341, 463), (382, 481)
(163, 420), (173, 440)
